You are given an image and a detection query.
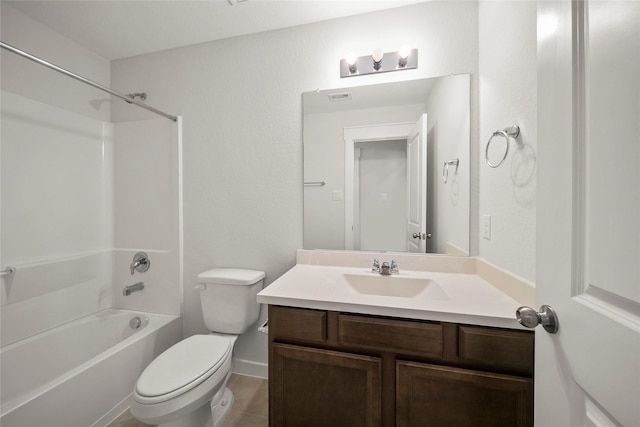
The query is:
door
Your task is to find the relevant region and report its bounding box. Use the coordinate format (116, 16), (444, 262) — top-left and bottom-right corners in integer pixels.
(396, 362), (532, 427)
(406, 114), (427, 253)
(536, 1), (640, 426)
(270, 343), (381, 426)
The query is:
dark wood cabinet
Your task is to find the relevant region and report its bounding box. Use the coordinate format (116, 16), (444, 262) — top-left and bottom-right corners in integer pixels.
(268, 305), (534, 427)
(396, 362), (532, 427)
(271, 343), (381, 426)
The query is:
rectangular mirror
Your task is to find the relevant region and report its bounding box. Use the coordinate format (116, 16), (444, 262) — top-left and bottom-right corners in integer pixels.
(303, 74), (470, 255)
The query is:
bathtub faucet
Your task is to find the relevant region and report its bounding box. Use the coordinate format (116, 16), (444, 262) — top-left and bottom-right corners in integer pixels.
(123, 281), (145, 296)
(130, 252), (150, 275)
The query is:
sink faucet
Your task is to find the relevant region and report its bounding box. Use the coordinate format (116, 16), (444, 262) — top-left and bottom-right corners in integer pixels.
(123, 281), (145, 296)
(380, 260), (399, 275)
(372, 259), (399, 275)
(130, 252), (150, 275)
(371, 259), (381, 273)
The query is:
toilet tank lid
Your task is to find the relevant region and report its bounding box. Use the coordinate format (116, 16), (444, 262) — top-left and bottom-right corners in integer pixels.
(197, 268), (265, 285)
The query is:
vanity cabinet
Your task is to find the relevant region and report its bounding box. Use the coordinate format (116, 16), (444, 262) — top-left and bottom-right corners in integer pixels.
(268, 305), (534, 427)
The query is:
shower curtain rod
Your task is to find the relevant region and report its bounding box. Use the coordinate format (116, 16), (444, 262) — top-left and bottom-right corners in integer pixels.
(0, 41), (177, 122)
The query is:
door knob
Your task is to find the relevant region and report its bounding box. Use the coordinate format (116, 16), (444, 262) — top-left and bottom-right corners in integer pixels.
(516, 305), (559, 334)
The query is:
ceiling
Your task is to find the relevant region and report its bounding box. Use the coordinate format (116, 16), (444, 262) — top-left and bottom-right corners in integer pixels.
(5, 0), (426, 61)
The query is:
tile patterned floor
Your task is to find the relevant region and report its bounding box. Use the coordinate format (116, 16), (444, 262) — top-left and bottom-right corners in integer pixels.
(108, 374), (268, 427)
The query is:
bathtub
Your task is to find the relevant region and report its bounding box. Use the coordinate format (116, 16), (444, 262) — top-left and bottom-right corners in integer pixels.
(0, 309), (182, 427)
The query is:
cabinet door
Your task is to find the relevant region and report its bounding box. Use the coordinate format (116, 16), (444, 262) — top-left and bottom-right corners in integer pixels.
(271, 343), (381, 427)
(397, 361), (532, 427)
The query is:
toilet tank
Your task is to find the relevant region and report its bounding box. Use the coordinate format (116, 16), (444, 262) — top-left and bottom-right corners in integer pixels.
(196, 268), (265, 334)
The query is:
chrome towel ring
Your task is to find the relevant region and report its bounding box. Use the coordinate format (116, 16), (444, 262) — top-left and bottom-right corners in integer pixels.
(442, 159), (459, 183)
(485, 125), (520, 168)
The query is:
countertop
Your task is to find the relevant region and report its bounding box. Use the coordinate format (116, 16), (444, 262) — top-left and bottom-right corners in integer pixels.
(257, 262), (529, 330)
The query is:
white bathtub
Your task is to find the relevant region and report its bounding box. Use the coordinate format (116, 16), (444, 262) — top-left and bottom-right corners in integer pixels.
(0, 309), (182, 427)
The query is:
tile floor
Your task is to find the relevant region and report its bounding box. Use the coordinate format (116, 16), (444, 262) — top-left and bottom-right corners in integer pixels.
(108, 374), (268, 427)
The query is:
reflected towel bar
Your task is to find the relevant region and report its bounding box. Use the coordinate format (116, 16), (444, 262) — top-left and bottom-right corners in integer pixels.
(442, 159), (459, 183)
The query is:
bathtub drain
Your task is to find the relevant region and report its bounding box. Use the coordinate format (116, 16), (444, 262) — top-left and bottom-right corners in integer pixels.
(130, 316), (142, 329)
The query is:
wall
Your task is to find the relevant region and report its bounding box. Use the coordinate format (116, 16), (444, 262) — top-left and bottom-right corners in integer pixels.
(357, 140), (407, 251)
(111, 118), (182, 315)
(0, 4), (113, 345)
(478, 1), (537, 282)
(0, 4), (110, 122)
(425, 74), (471, 255)
(111, 1), (479, 376)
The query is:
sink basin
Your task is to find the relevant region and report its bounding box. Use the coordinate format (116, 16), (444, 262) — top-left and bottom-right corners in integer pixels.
(340, 274), (448, 299)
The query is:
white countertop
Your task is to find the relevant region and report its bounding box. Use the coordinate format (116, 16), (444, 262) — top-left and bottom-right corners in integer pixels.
(257, 263), (528, 330)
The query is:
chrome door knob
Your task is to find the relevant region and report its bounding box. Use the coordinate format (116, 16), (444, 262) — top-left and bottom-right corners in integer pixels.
(516, 304), (559, 334)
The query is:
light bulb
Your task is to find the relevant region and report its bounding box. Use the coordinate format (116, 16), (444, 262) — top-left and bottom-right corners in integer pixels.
(398, 46), (411, 67)
(346, 52), (358, 73)
(372, 48), (384, 71)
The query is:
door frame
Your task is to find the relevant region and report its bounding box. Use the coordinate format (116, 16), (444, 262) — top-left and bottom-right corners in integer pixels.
(343, 122), (414, 250)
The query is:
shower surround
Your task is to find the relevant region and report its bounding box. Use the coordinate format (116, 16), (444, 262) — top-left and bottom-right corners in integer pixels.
(1, 7), (183, 423)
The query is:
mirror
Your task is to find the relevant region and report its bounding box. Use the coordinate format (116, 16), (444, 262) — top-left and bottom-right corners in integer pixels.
(303, 74), (470, 255)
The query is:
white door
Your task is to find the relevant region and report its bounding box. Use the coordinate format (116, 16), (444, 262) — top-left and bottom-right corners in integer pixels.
(406, 114), (427, 253)
(536, 1), (639, 426)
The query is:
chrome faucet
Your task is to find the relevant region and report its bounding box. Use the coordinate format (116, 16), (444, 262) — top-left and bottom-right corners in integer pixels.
(371, 259), (399, 275)
(130, 252), (150, 275)
(380, 260), (399, 275)
(123, 281), (145, 296)
(371, 259), (381, 273)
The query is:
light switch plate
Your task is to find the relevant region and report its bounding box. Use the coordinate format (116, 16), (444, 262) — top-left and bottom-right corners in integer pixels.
(482, 215), (491, 240)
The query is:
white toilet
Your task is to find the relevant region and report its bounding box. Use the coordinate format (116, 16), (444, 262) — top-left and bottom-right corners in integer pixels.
(130, 268), (265, 427)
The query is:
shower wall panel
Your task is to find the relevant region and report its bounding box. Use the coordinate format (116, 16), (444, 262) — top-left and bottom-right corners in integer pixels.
(0, 91), (114, 346)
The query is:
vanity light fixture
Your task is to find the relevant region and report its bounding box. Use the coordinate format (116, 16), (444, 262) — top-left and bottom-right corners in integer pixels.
(340, 47), (418, 78)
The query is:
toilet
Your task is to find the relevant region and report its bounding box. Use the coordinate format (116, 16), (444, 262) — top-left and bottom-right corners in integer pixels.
(130, 268), (265, 427)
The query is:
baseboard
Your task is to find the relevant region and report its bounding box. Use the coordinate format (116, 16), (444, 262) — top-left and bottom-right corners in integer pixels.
(232, 357), (268, 379)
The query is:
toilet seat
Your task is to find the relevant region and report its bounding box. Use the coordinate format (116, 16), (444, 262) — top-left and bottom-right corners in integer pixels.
(135, 335), (232, 404)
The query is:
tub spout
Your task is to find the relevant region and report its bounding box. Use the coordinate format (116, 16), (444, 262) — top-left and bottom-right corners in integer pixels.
(123, 282), (145, 296)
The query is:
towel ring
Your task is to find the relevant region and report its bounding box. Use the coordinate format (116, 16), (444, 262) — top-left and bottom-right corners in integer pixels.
(442, 159), (459, 183)
(485, 125), (520, 168)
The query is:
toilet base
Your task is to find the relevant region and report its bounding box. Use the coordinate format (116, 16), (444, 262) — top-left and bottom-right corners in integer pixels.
(155, 386), (233, 427)
(211, 387), (234, 427)
(158, 402), (212, 427)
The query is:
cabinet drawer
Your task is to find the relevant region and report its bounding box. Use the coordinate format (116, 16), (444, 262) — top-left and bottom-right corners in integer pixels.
(339, 314), (443, 358)
(269, 306), (327, 344)
(458, 326), (534, 374)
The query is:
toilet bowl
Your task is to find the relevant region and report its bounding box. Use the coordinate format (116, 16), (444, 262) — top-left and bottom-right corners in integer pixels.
(130, 268), (265, 427)
(131, 334), (235, 427)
